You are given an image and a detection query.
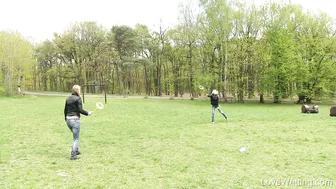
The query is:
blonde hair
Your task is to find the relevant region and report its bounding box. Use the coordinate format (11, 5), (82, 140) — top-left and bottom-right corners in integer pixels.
(212, 89), (218, 95)
(72, 85), (81, 95)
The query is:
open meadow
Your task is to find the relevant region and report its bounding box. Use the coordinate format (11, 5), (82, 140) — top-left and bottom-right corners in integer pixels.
(0, 96), (335, 188)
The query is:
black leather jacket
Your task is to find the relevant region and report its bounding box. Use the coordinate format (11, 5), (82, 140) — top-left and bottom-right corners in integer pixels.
(207, 94), (219, 106)
(64, 92), (89, 120)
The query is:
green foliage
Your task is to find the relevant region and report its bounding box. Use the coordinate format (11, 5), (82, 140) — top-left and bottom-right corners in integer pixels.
(0, 31), (36, 96)
(0, 70), (7, 96)
(264, 28), (298, 100)
(2, 0), (335, 102)
(0, 70), (4, 96)
(294, 12), (336, 100)
(0, 87), (6, 96)
(111, 25), (139, 56)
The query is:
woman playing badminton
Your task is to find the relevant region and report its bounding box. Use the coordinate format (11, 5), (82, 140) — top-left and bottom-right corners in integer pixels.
(208, 89), (228, 123)
(64, 85), (92, 160)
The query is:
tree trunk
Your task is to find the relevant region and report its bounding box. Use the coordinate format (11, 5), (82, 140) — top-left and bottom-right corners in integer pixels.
(116, 63), (121, 95)
(188, 44), (195, 98)
(224, 40), (228, 97)
(33, 68), (37, 91)
(144, 65), (150, 96)
(238, 91), (244, 103)
(156, 56), (162, 96)
(297, 95), (305, 104)
(247, 64), (254, 99)
(273, 95), (281, 103)
(259, 94), (264, 103)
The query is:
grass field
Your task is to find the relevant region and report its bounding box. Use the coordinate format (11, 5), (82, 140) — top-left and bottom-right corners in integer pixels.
(0, 96), (335, 189)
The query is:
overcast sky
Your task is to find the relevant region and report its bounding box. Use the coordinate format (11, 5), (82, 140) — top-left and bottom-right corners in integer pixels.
(0, 0), (335, 43)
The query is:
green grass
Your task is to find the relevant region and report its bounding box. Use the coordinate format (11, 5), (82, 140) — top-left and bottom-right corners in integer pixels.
(0, 96), (335, 188)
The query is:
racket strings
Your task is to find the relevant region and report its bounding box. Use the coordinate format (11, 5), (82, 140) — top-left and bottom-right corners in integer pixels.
(92, 102), (104, 112)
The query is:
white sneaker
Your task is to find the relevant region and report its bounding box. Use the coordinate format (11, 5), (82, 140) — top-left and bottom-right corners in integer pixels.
(212, 122), (214, 124)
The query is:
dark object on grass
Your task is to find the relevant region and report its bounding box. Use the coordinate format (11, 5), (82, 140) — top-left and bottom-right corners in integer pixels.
(301, 104), (319, 113)
(330, 106), (336, 116)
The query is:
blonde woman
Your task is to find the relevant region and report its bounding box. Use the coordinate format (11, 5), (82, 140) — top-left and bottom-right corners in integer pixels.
(64, 85), (92, 160)
(207, 89), (228, 123)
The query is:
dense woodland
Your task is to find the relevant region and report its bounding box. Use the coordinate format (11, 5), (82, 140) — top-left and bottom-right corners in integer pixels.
(1, 0), (336, 103)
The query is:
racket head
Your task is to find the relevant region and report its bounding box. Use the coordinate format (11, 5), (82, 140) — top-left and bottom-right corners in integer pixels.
(96, 102), (104, 110)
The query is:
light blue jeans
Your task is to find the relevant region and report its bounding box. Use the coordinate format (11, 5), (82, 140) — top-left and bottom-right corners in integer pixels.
(66, 119), (80, 155)
(212, 105), (227, 122)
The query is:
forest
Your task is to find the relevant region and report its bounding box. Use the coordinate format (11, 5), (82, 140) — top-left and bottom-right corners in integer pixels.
(1, 0), (336, 103)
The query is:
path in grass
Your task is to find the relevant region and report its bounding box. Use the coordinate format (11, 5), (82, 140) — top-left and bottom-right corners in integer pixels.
(0, 97), (335, 188)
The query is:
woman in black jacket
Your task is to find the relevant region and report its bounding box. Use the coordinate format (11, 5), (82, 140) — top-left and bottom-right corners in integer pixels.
(207, 89), (228, 124)
(64, 85), (92, 160)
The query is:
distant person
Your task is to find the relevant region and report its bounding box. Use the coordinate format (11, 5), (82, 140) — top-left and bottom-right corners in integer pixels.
(64, 85), (92, 160)
(17, 85), (22, 98)
(207, 89), (228, 123)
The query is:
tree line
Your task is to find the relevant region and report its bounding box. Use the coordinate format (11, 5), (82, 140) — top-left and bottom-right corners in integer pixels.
(1, 0), (336, 103)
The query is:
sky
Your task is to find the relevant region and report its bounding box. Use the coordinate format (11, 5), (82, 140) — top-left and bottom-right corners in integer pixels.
(0, 0), (335, 43)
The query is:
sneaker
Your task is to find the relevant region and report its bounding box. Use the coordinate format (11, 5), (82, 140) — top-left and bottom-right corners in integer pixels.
(212, 122), (214, 124)
(70, 156), (80, 160)
(76, 151), (81, 155)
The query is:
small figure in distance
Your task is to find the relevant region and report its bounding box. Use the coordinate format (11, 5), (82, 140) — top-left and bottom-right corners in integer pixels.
(17, 85), (22, 99)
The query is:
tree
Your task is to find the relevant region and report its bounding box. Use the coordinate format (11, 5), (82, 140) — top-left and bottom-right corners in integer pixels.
(110, 25), (138, 94)
(0, 31), (35, 95)
(295, 11), (336, 103)
(198, 0), (233, 98)
(9, 0), (336, 104)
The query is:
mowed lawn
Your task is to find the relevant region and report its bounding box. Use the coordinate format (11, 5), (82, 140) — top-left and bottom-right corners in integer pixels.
(0, 96), (335, 189)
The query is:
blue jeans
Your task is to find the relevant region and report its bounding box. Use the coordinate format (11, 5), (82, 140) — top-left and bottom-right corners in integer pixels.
(212, 105), (227, 122)
(66, 119), (80, 155)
